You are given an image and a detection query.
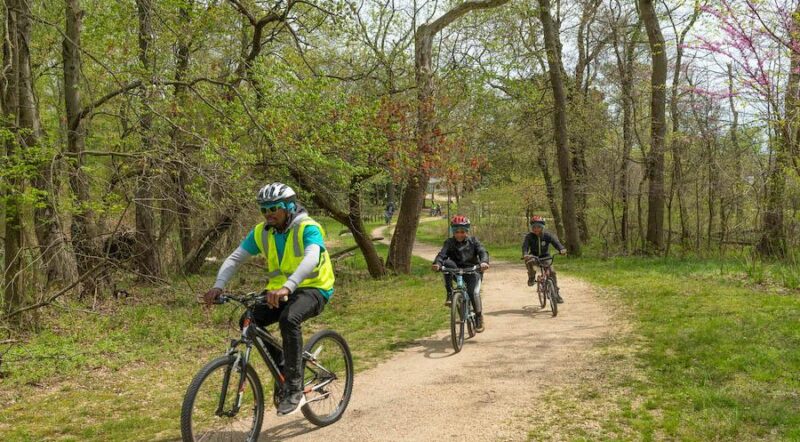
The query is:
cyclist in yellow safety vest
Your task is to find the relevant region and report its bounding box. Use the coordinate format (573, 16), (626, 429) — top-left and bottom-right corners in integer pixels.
(204, 182), (334, 416)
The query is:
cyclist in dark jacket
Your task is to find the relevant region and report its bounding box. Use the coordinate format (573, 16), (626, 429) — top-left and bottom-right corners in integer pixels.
(432, 215), (490, 332)
(522, 215), (567, 302)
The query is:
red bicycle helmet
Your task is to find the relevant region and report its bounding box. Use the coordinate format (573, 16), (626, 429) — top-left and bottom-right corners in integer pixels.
(450, 215), (471, 230)
(530, 215), (546, 226)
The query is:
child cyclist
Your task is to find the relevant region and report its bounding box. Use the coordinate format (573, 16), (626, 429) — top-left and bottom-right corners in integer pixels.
(431, 215), (490, 332)
(522, 215), (567, 303)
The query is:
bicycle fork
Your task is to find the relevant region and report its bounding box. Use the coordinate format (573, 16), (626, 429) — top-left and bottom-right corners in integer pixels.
(216, 319), (255, 417)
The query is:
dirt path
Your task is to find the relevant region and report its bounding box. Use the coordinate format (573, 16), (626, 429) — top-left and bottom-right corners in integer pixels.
(266, 224), (612, 441)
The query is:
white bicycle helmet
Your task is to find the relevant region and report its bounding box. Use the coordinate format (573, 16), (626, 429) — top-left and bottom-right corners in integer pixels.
(256, 182), (297, 205)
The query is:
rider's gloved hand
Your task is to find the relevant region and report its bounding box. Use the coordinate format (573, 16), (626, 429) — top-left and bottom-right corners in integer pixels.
(523, 254), (534, 263)
(431, 264), (441, 272)
(480, 262), (490, 271)
(204, 287), (223, 305)
(560, 249), (567, 256)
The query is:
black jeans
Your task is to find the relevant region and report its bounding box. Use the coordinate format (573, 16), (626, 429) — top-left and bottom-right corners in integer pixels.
(441, 259), (483, 315)
(249, 288), (327, 391)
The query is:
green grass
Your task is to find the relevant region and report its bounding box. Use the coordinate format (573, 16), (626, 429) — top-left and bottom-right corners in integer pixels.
(0, 219), (446, 441)
(524, 256), (800, 441)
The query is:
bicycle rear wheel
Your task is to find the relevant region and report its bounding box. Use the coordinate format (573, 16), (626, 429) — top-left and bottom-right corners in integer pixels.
(450, 290), (465, 352)
(546, 279), (558, 317)
(466, 299), (476, 338)
(181, 355), (264, 442)
(301, 330), (354, 427)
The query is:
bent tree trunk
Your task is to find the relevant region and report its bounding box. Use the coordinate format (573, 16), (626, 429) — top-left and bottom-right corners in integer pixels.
(292, 170), (386, 278)
(537, 0), (582, 256)
(182, 214), (236, 274)
(387, 0), (510, 273)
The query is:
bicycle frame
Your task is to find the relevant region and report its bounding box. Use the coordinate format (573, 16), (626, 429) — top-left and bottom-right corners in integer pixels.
(441, 266), (480, 320)
(528, 256), (554, 290)
(215, 294), (337, 417)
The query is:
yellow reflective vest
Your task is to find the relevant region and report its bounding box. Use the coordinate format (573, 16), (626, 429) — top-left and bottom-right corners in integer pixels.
(253, 218), (335, 291)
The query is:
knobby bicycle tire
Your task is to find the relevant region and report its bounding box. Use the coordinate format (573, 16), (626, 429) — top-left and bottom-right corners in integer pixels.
(181, 355), (264, 442)
(450, 290), (465, 352)
(546, 279), (558, 317)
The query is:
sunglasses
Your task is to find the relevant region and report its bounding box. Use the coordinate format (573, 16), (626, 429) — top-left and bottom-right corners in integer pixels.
(260, 202), (287, 214)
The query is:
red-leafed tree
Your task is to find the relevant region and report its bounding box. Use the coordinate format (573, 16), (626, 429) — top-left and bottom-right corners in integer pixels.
(694, 0), (800, 257)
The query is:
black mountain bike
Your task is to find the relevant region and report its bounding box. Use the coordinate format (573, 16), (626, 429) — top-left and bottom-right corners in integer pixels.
(527, 256), (558, 317)
(181, 292), (354, 441)
(441, 265), (481, 353)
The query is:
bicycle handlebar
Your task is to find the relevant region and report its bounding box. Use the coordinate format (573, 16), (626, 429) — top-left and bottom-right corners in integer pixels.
(438, 264), (481, 275)
(523, 256), (554, 266)
(215, 291), (289, 306)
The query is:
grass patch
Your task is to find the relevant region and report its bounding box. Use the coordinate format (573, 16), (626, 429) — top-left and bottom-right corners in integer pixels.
(524, 256), (800, 440)
(0, 219), (446, 441)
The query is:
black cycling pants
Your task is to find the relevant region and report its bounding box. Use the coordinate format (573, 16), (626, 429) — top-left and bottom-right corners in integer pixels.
(248, 288), (327, 391)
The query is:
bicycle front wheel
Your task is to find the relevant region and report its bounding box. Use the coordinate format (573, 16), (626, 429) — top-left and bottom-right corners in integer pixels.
(181, 355), (264, 442)
(450, 290), (466, 353)
(546, 279), (558, 317)
(537, 283), (546, 308)
(301, 329), (354, 427)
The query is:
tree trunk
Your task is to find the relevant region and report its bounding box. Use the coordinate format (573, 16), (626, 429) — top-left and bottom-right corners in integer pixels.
(538, 143), (564, 240)
(292, 170), (386, 278)
(386, 172), (427, 273)
(728, 64), (743, 229)
(346, 179), (386, 278)
(64, 0), (102, 294)
(667, 2), (700, 249)
(387, 0), (510, 273)
(620, 94), (632, 252)
(3, 0), (24, 318)
(537, 0), (582, 255)
(757, 5), (799, 258)
(182, 214), (236, 274)
(172, 1), (193, 262)
(612, 18), (640, 253)
(669, 64), (689, 250)
(639, 0), (667, 253)
(570, 0), (601, 243)
(23, 0), (75, 285)
(134, 0), (161, 278)
(706, 138), (718, 249)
